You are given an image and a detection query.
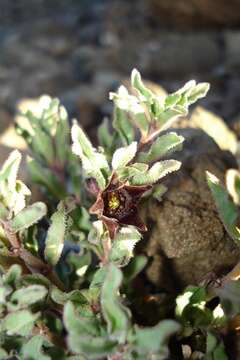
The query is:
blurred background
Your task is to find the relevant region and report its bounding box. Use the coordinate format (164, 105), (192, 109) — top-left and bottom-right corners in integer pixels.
(0, 0), (240, 163)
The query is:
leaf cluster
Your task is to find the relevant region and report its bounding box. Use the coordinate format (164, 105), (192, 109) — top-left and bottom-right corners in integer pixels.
(0, 70), (215, 359)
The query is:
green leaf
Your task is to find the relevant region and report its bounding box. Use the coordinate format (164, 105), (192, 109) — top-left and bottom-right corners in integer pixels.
(116, 163), (149, 182)
(21, 335), (51, 360)
(0, 150), (21, 191)
(207, 171), (240, 245)
(55, 105), (70, 165)
(3, 264), (22, 286)
(97, 118), (113, 150)
(0, 349), (8, 360)
(206, 332), (228, 360)
(27, 156), (66, 199)
(157, 80), (210, 131)
(44, 205), (67, 265)
(71, 122), (109, 189)
(31, 125), (55, 165)
(131, 160), (181, 185)
(64, 301), (100, 337)
(187, 82), (210, 105)
(111, 86), (149, 138)
(175, 286), (213, 329)
(131, 68), (154, 101)
(112, 142), (137, 170)
(110, 227), (142, 266)
(3, 309), (39, 336)
(10, 202), (47, 232)
(113, 107), (135, 145)
(88, 220), (104, 245)
(68, 333), (117, 360)
(90, 267), (108, 289)
(138, 132), (184, 163)
(123, 255), (148, 284)
(10, 285), (47, 309)
(132, 320), (180, 356)
(152, 184), (168, 201)
(101, 264), (130, 342)
(51, 287), (87, 306)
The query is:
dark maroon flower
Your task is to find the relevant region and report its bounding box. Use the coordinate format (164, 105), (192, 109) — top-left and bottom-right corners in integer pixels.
(90, 174), (151, 239)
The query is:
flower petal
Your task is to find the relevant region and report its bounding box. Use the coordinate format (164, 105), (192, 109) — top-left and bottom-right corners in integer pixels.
(89, 194), (104, 215)
(124, 184), (151, 203)
(120, 210), (147, 232)
(101, 215), (119, 239)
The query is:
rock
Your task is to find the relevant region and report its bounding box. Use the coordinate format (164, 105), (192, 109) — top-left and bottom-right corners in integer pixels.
(150, 0), (240, 29)
(224, 31), (240, 73)
(142, 128), (240, 291)
(142, 33), (220, 77)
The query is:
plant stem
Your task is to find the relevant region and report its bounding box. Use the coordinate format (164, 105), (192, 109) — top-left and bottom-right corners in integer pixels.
(1, 220), (65, 291)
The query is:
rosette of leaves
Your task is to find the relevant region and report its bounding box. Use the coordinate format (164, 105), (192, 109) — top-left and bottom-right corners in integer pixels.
(15, 95), (80, 201)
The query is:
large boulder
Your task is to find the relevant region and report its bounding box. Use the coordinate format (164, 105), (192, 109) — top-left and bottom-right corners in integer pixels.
(150, 0), (240, 29)
(141, 127), (240, 291)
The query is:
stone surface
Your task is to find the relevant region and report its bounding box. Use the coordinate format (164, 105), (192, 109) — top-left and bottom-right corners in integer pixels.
(150, 0), (240, 29)
(0, 0), (239, 132)
(224, 31), (240, 72)
(141, 128), (240, 291)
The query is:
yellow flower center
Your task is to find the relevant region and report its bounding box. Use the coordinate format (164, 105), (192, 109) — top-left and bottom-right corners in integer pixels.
(108, 193), (120, 211)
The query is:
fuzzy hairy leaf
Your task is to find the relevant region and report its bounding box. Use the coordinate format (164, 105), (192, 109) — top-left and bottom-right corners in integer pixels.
(21, 335), (51, 360)
(110, 227), (142, 266)
(157, 80), (210, 131)
(10, 202), (47, 232)
(138, 132), (184, 163)
(3, 264), (22, 286)
(113, 107), (135, 145)
(207, 171), (240, 245)
(68, 333), (117, 360)
(64, 301), (100, 337)
(30, 125), (55, 164)
(123, 255), (148, 284)
(131, 160), (181, 185)
(51, 287), (87, 306)
(111, 86), (149, 138)
(2, 309), (39, 336)
(131, 68), (154, 102)
(0, 150), (21, 191)
(97, 118), (113, 150)
(112, 142), (137, 170)
(27, 156), (66, 199)
(132, 320), (180, 356)
(71, 122), (109, 189)
(44, 206), (67, 265)
(55, 105), (70, 165)
(176, 286), (213, 329)
(101, 264), (130, 342)
(10, 285), (47, 309)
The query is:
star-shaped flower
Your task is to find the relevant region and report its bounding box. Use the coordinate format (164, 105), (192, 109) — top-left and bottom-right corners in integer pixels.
(90, 174), (151, 239)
